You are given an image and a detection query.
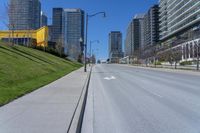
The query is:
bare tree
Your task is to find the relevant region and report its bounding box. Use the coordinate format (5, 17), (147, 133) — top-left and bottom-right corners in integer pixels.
(158, 46), (182, 69)
(131, 50), (140, 64)
(56, 35), (63, 57)
(153, 47), (157, 68)
(171, 47), (182, 69)
(149, 45), (160, 68)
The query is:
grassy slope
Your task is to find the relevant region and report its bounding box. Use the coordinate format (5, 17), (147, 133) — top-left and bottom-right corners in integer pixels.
(0, 43), (82, 106)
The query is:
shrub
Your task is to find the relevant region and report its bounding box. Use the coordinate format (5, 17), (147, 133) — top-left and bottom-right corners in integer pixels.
(180, 61), (192, 66)
(155, 61), (162, 65)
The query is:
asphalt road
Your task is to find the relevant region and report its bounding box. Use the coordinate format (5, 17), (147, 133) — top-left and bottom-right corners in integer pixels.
(82, 64), (200, 133)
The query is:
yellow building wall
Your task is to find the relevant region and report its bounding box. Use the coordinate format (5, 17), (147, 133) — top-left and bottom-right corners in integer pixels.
(36, 26), (48, 47)
(0, 26), (48, 47)
(0, 30), (36, 39)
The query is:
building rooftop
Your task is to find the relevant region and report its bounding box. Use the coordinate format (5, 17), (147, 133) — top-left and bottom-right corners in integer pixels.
(134, 14), (145, 19)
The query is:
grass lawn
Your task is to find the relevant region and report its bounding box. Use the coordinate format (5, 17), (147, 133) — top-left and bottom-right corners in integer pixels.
(0, 43), (82, 106)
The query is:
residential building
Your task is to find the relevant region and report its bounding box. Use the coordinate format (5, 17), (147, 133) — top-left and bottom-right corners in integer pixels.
(159, 0), (168, 39)
(40, 12), (48, 27)
(144, 5), (160, 47)
(125, 21), (133, 57)
(9, 0), (41, 30)
(125, 14), (145, 57)
(109, 31), (123, 63)
(137, 14), (145, 50)
(140, 5), (160, 60)
(159, 0), (200, 61)
(63, 8), (85, 60)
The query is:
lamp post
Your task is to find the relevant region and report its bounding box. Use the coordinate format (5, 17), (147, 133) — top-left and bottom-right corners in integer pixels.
(85, 12), (106, 72)
(90, 40), (100, 65)
(92, 48), (99, 64)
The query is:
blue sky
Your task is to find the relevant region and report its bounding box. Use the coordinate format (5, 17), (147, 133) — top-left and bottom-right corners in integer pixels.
(0, 0), (158, 60)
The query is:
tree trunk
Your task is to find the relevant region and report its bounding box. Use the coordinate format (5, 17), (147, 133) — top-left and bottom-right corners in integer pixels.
(175, 62), (177, 69)
(145, 59), (148, 67)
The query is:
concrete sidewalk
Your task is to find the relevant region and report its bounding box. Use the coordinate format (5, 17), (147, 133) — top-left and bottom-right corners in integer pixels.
(0, 67), (89, 133)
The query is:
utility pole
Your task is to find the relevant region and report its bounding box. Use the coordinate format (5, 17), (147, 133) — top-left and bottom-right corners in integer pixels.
(89, 40), (99, 66)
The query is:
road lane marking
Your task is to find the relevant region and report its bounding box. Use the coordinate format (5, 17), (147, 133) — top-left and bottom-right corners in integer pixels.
(142, 87), (163, 98)
(149, 91), (163, 98)
(110, 76), (116, 79)
(104, 76), (116, 80)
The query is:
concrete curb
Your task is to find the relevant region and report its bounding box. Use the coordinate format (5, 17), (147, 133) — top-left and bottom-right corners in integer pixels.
(67, 66), (93, 133)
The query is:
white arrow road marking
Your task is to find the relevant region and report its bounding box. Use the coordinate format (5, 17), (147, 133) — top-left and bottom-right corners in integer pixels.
(110, 76), (116, 80)
(104, 76), (116, 80)
(104, 77), (111, 80)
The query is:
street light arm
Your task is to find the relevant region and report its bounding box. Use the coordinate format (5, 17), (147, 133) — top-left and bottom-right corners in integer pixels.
(88, 12), (106, 18)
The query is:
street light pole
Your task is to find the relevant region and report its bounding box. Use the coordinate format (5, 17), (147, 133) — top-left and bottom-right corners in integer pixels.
(89, 40), (100, 65)
(84, 12), (106, 72)
(84, 14), (89, 72)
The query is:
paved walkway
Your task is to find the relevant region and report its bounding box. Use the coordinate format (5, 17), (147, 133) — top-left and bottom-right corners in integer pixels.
(0, 67), (89, 133)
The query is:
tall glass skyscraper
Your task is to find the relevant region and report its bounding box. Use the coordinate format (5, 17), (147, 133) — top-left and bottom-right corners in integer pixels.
(109, 31), (123, 63)
(52, 8), (63, 44)
(9, 0), (41, 30)
(40, 12), (48, 27)
(63, 9), (84, 60)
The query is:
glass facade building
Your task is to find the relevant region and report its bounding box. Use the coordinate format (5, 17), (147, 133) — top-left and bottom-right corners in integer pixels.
(109, 31), (123, 63)
(125, 14), (145, 57)
(52, 8), (63, 44)
(40, 12), (48, 27)
(9, 0), (41, 30)
(63, 9), (84, 60)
